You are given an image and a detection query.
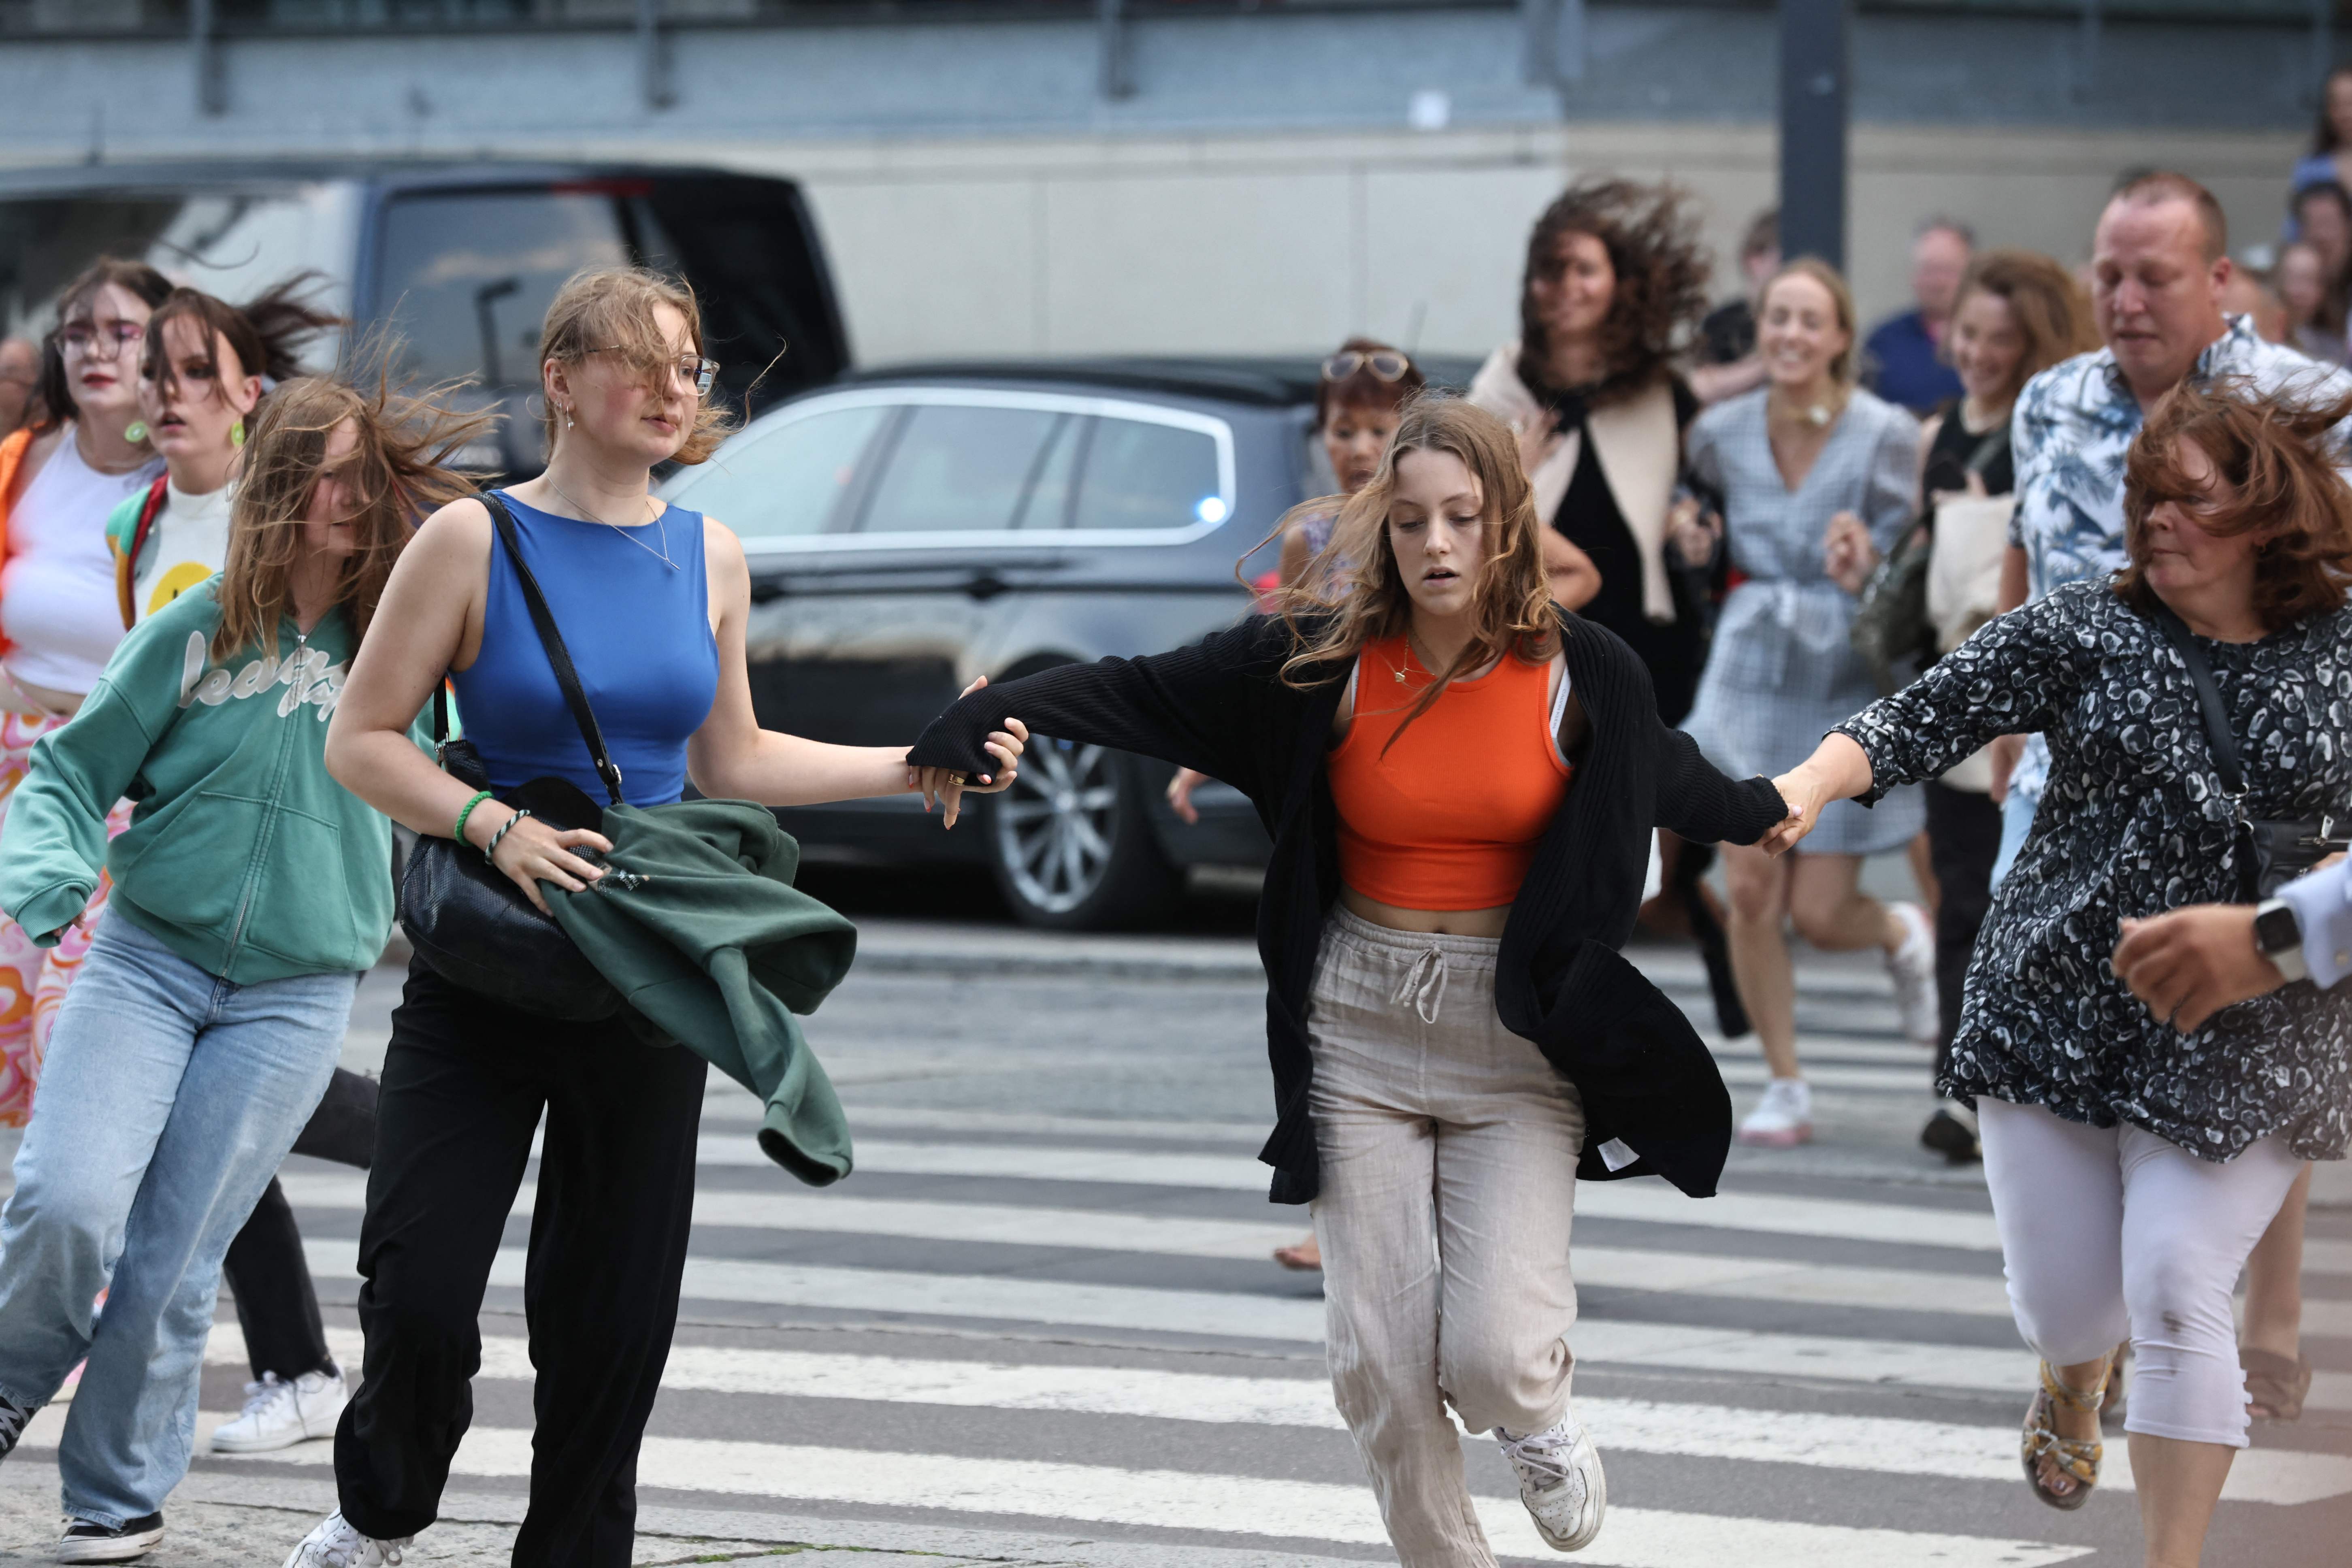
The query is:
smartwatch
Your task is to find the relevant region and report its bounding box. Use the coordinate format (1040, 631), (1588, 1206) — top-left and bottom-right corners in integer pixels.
(2254, 899), (2309, 984)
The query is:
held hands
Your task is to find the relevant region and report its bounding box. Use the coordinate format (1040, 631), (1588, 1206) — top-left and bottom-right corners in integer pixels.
(906, 675), (1030, 830)
(1822, 510), (1879, 595)
(2113, 906), (2282, 1033)
(471, 807), (613, 918)
(1759, 763), (1832, 857)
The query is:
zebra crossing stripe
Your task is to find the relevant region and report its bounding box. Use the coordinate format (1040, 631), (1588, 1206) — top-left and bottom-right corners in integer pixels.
(287, 1238), (2047, 1393)
(196, 1327), (2352, 1505)
(242, 1426), (2093, 1566)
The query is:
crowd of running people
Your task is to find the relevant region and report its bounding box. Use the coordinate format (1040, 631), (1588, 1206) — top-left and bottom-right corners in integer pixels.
(0, 162), (2339, 1568)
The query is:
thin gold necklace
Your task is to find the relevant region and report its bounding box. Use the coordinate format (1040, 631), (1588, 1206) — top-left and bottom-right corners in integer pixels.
(543, 476), (677, 571)
(1400, 627), (1447, 684)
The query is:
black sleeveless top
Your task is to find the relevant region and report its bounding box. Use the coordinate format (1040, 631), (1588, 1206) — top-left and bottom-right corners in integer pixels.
(1922, 402), (2014, 505)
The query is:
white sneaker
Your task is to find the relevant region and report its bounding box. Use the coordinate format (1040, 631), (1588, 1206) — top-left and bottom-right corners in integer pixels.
(212, 1368), (348, 1454)
(1737, 1077), (1812, 1148)
(281, 1511), (409, 1568)
(1494, 1415), (1607, 1552)
(1885, 901), (1939, 1046)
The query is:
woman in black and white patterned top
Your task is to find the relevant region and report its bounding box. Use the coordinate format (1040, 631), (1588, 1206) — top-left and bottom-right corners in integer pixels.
(1765, 381), (2352, 1562)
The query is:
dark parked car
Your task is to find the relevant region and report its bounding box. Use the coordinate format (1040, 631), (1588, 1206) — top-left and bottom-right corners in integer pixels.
(0, 158), (850, 474)
(656, 358), (1348, 929)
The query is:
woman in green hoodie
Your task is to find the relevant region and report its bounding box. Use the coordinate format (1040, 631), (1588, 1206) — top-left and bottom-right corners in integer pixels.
(0, 373), (486, 1563)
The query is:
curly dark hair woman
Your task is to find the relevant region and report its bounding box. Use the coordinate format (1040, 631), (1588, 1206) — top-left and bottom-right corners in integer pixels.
(1515, 178), (1711, 408)
(1468, 176), (1743, 1039)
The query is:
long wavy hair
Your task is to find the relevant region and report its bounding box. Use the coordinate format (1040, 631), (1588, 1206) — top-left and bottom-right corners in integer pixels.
(213, 373), (492, 661)
(1268, 396), (1557, 746)
(1517, 179), (1711, 409)
(139, 275), (342, 408)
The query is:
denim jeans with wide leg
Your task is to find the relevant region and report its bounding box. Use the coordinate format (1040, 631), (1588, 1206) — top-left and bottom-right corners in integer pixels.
(0, 914), (355, 1528)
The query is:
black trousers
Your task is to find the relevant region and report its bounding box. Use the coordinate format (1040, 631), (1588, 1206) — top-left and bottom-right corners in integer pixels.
(333, 960), (708, 1567)
(1924, 780), (2003, 1076)
(220, 1066), (381, 1381)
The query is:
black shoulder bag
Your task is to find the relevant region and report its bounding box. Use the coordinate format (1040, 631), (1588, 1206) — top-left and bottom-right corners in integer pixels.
(2151, 601), (2349, 901)
(398, 492), (627, 1020)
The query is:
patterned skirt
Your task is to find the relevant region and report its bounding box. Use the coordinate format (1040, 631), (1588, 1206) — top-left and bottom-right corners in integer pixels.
(0, 712), (132, 1127)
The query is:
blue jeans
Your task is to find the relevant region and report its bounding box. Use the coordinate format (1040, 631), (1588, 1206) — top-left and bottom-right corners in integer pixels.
(0, 914), (356, 1527)
(1990, 782), (2039, 893)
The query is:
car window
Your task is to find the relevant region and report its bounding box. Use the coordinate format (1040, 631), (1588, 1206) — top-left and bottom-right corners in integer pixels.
(667, 403), (890, 543)
(1012, 413), (1082, 529)
(1070, 418), (1225, 531)
(374, 191), (630, 390)
(859, 404), (1067, 534)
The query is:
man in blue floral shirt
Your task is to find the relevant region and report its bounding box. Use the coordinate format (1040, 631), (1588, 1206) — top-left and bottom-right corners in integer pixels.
(1996, 172), (2352, 867)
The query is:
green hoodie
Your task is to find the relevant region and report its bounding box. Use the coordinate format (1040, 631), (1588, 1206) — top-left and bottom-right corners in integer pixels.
(0, 579), (396, 983)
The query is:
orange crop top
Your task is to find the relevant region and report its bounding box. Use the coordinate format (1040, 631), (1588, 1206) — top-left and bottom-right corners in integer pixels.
(1327, 635), (1574, 910)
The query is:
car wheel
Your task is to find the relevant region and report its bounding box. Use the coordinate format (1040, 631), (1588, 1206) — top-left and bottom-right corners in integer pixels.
(987, 740), (1181, 930)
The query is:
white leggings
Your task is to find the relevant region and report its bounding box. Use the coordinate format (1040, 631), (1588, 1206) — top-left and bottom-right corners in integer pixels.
(1977, 1097), (2305, 1447)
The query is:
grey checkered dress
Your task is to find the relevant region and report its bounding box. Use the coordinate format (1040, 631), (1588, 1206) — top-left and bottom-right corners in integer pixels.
(1681, 387), (1923, 855)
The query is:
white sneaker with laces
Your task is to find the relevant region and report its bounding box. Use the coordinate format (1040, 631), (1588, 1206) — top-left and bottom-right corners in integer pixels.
(1885, 900), (1939, 1046)
(1494, 1415), (1606, 1552)
(1736, 1077), (1812, 1147)
(212, 1368), (347, 1454)
(280, 1511), (408, 1568)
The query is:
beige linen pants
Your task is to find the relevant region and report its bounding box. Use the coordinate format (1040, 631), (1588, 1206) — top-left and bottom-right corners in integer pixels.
(1307, 907), (1587, 1568)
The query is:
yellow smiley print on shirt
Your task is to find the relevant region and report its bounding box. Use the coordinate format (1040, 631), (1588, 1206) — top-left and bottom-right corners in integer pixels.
(146, 562), (216, 618)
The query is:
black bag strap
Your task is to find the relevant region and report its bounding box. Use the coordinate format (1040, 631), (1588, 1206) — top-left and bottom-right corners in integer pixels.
(428, 492), (624, 807)
(1963, 421), (2011, 480)
(2150, 599), (2245, 801)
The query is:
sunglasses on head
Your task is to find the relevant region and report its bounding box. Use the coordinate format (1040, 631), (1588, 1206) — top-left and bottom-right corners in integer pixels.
(1322, 350), (1412, 384)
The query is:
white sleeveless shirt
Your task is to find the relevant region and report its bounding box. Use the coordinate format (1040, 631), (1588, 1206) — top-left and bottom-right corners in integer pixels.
(2, 430), (164, 694)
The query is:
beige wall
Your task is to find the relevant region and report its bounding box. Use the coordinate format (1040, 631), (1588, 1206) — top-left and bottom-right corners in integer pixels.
(676, 119), (2303, 366)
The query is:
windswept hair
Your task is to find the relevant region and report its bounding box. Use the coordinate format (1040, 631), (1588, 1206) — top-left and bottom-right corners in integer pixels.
(32, 257), (173, 439)
(1265, 396), (1557, 748)
(2116, 377), (2352, 635)
(1951, 250), (2099, 404)
(141, 275), (343, 408)
(1517, 179), (1711, 409)
(213, 372), (494, 662)
(537, 266), (734, 464)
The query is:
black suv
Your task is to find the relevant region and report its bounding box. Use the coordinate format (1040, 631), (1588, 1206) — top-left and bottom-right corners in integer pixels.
(656, 359), (1341, 928)
(0, 158), (851, 474)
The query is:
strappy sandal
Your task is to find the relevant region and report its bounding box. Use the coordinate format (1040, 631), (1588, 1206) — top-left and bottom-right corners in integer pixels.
(2098, 1342), (2128, 1432)
(2242, 1349), (2312, 1423)
(2021, 1359), (2108, 1511)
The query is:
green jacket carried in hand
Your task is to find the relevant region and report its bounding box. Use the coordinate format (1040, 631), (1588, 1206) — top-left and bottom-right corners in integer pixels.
(545, 797), (858, 1187)
(0, 582), (396, 983)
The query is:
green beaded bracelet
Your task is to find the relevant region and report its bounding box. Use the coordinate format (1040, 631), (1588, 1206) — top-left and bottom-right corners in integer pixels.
(452, 788), (495, 847)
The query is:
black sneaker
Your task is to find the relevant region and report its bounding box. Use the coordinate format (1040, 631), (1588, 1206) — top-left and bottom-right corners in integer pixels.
(55, 1513), (164, 1564)
(0, 1389), (33, 1461)
(1920, 1105), (1982, 1164)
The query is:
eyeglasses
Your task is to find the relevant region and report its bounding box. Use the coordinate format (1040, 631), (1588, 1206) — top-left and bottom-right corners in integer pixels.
(1322, 350), (1412, 384)
(586, 346), (719, 396)
(60, 319), (146, 361)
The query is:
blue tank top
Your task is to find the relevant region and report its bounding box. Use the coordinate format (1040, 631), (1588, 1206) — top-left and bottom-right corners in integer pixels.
(450, 490), (719, 808)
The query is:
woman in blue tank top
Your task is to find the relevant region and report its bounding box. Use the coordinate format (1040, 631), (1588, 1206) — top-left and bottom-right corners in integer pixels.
(289, 268), (1028, 1568)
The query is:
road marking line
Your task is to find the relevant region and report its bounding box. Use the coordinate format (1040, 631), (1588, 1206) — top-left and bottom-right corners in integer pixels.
(198, 1327), (2349, 1506)
(237, 1427), (2092, 1566)
(277, 1174), (2029, 1319)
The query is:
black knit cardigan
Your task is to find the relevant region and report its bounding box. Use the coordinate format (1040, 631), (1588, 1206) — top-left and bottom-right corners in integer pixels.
(908, 608), (1788, 1203)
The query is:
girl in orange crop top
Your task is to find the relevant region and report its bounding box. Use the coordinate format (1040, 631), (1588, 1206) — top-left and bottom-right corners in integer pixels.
(1327, 633), (1573, 911)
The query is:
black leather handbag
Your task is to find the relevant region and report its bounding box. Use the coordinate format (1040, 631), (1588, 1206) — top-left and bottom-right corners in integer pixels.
(2153, 601), (2350, 901)
(398, 492), (627, 1021)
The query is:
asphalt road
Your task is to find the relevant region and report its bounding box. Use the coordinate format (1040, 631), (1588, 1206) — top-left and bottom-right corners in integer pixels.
(2, 871), (2346, 1566)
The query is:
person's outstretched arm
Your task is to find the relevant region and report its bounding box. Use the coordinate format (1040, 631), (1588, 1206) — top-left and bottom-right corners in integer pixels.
(907, 615), (1295, 807)
(2113, 856), (2352, 1029)
(1762, 589), (2082, 856)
